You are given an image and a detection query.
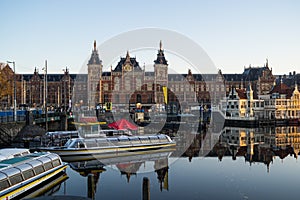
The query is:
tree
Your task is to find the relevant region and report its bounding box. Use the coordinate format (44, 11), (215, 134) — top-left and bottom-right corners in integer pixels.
(0, 65), (13, 108)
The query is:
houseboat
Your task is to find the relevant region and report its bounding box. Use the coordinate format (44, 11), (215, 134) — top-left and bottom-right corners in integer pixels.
(0, 152), (67, 200)
(39, 134), (176, 162)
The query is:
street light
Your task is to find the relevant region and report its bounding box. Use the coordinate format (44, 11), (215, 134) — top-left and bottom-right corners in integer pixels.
(42, 60), (48, 131)
(7, 61), (17, 122)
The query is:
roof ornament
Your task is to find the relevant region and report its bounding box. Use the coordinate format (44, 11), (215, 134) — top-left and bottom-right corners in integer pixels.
(266, 58), (269, 68)
(125, 50), (131, 62)
(94, 40), (96, 51)
(159, 40), (162, 51)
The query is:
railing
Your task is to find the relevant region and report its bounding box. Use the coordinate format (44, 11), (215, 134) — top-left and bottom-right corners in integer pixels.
(0, 110), (26, 123)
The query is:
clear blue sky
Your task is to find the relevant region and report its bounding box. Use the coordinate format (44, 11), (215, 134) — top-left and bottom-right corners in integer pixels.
(0, 0), (299, 75)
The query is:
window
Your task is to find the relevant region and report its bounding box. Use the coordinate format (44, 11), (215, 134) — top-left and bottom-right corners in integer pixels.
(34, 166), (45, 175)
(23, 169), (35, 179)
(10, 174), (23, 185)
(44, 162), (53, 170)
(0, 179), (10, 190)
(52, 159), (61, 167)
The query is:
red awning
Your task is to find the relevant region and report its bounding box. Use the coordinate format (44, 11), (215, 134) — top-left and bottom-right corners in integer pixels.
(108, 119), (138, 131)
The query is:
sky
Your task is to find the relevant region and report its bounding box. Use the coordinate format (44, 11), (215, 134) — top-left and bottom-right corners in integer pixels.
(0, 0), (299, 75)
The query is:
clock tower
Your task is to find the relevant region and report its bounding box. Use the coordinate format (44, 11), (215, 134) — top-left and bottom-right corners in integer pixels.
(154, 40), (168, 103)
(87, 40), (103, 108)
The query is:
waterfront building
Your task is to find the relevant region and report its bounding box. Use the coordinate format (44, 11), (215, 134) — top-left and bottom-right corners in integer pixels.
(21, 67), (75, 110)
(0, 41), (290, 116)
(223, 60), (276, 96)
(220, 84), (265, 119)
(262, 81), (300, 121)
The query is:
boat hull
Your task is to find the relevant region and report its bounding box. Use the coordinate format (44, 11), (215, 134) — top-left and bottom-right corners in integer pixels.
(40, 143), (176, 162)
(0, 165), (67, 200)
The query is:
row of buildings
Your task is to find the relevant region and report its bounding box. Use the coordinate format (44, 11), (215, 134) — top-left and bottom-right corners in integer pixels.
(0, 41), (300, 119)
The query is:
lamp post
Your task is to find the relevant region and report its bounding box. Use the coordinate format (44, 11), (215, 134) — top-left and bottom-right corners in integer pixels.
(43, 60), (48, 131)
(7, 61), (17, 122)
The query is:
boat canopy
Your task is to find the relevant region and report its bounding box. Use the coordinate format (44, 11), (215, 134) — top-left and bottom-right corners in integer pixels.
(64, 134), (172, 149)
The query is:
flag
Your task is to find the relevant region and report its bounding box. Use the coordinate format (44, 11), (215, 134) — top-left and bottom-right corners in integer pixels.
(162, 86), (168, 104)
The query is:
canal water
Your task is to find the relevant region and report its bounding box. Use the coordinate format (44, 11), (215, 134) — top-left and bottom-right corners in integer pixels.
(33, 126), (300, 200)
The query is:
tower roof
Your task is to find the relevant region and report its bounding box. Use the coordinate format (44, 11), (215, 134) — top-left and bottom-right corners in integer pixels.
(154, 40), (168, 65)
(88, 40), (102, 65)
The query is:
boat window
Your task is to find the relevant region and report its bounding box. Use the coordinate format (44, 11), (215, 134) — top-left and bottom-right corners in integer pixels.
(129, 137), (139, 141)
(107, 138), (118, 144)
(78, 141), (85, 148)
(64, 139), (73, 147)
(52, 159), (61, 167)
(34, 165), (45, 175)
(23, 169), (35, 179)
(118, 138), (129, 142)
(9, 173), (23, 185)
(149, 136), (159, 140)
(0, 178), (10, 190)
(96, 139), (109, 146)
(44, 162), (53, 170)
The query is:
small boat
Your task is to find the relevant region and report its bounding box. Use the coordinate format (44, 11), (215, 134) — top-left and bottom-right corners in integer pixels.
(39, 134), (176, 162)
(0, 152), (67, 200)
(0, 148), (30, 162)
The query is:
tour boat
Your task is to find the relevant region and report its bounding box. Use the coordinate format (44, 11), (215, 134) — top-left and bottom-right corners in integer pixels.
(0, 152), (67, 200)
(39, 134), (176, 162)
(0, 148), (30, 162)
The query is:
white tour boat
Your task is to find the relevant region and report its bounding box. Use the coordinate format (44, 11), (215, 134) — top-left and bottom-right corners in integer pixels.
(39, 134), (176, 162)
(0, 151), (67, 200)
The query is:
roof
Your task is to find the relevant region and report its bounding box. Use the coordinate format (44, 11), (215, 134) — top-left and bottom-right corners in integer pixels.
(242, 66), (268, 80)
(0, 63), (9, 70)
(113, 51), (142, 72)
(88, 41), (102, 65)
(108, 119), (138, 131)
(236, 89), (247, 99)
(269, 82), (293, 97)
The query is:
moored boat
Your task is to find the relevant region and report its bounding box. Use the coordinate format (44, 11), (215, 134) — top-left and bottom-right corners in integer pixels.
(0, 148), (30, 162)
(39, 134), (176, 162)
(0, 152), (67, 200)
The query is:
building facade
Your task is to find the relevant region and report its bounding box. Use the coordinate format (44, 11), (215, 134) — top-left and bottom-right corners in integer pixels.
(2, 41), (293, 116)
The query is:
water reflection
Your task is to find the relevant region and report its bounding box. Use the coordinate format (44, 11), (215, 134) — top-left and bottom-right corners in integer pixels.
(29, 126), (300, 199)
(67, 149), (173, 199)
(183, 126), (300, 172)
(22, 172), (68, 199)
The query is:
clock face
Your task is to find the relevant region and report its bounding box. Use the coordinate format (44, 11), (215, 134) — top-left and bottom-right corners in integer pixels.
(123, 64), (132, 71)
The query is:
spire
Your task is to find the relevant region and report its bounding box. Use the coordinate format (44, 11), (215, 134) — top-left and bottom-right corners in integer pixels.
(125, 50), (131, 63)
(34, 67), (39, 75)
(266, 58), (269, 68)
(159, 40), (162, 50)
(88, 40), (102, 65)
(154, 40), (168, 65)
